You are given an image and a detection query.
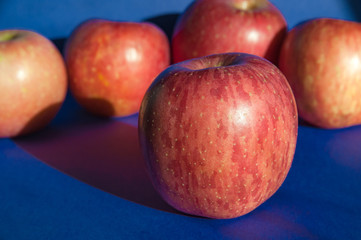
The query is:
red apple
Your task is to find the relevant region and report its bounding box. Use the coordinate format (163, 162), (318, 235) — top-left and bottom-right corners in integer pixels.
(0, 30), (67, 138)
(64, 19), (170, 117)
(172, 0), (287, 64)
(279, 18), (361, 128)
(138, 53), (298, 219)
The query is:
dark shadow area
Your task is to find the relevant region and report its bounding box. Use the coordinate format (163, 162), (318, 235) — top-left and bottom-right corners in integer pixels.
(144, 13), (180, 42)
(15, 102), (63, 138)
(265, 26), (287, 66)
(298, 117), (317, 128)
(15, 119), (177, 214)
(347, 0), (361, 22)
(47, 91), (98, 127)
(52, 37), (67, 53)
(75, 97), (116, 117)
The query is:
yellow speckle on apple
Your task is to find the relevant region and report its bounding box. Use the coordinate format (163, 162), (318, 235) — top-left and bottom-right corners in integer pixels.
(98, 73), (109, 87)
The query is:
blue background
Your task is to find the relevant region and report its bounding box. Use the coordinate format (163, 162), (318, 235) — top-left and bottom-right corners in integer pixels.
(1, 0), (361, 239)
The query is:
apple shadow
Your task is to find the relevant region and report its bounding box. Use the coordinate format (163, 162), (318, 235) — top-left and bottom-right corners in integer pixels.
(52, 37), (67, 52)
(144, 13), (180, 42)
(346, 0), (361, 21)
(73, 96), (117, 117)
(16, 102), (63, 137)
(265, 26), (287, 66)
(298, 117), (318, 128)
(14, 118), (177, 213)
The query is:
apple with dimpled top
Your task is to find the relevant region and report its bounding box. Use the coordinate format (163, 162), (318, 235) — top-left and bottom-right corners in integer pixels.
(172, 0), (287, 64)
(138, 52), (298, 219)
(64, 19), (170, 117)
(0, 29), (67, 138)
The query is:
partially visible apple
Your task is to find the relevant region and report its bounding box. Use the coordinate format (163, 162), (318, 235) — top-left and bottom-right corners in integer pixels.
(139, 53), (298, 219)
(64, 19), (170, 117)
(0, 30), (67, 138)
(172, 0), (287, 64)
(279, 18), (361, 128)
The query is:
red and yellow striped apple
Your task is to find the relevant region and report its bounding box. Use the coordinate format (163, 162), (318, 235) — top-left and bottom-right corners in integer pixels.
(138, 53), (298, 219)
(279, 18), (361, 128)
(64, 19), (170, 117)
(172, 0), (287, 64)
(0, 30), (67, 138)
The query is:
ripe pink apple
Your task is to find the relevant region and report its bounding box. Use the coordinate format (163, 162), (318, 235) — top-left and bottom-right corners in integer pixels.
(172, 0), (287, 64)
(279, 18), (361, 128)
(138, 53), (298, 219)
(0, 30), (67, 138)
(64, 19), (170, 117)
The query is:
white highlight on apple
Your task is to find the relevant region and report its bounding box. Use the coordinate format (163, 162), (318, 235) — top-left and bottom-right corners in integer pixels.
(233, 105), (250, 125)
(16, 69), (26, 82)
(125, 47), (141, 62)
(239, 1), (250, 10)
(247, 30), (260, 43)
(349, 55), (360, 72)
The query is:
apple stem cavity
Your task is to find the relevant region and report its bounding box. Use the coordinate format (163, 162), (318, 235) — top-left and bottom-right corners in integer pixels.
(0, 31), (21, 42)
(233, 0), (268, 11)
(179, 53), (244, 71)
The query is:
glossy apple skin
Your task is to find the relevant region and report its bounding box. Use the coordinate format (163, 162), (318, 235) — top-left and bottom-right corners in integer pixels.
(139, 53), (298, 219)
(0, 30), (67, 138)
(64, 19), (170, 117)
(279, 18), (361, 128)
(172, 0), (287, 64)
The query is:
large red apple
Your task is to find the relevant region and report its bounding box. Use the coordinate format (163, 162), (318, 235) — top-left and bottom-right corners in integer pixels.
(138, 53), (298, 219)
(279, 18), (361, 128)
(0, 30), (67, 138)
(172, 0), (287, 64)
(64, 19), (170, 117)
